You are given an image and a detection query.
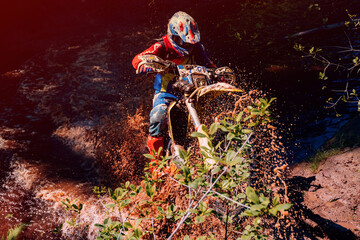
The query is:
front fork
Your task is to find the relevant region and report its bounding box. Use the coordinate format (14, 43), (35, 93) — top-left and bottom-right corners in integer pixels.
(185, 97), (216, 165)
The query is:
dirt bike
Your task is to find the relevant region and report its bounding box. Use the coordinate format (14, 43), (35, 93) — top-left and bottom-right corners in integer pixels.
(138, 54), (248, 219)
(137, 54), (242, 166)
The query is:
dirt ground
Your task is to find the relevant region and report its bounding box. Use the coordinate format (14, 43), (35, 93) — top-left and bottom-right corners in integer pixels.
(291, 147), (360, 238)
(289, 115), (360, 239)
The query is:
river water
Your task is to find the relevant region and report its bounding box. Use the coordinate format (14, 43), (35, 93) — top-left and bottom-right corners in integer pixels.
(0, 67), (104, 239)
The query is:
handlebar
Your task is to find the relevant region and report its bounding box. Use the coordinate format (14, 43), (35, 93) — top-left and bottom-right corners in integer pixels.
(137, 54), (235, 85)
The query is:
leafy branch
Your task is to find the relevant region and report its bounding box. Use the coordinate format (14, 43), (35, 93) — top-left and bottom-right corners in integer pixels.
(293, 11), (360, 114)
(65, 97), (290, 239)
(1, 224), (24, 240)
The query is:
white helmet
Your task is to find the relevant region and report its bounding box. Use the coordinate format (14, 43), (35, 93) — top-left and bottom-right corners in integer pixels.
(167, 11), (200, 56)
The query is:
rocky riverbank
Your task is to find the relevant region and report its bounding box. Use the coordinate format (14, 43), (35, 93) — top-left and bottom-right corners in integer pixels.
(289, 114), (360, 239)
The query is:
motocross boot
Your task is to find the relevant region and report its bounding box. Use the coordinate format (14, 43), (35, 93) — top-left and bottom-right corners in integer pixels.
(147, 136), (164, 174)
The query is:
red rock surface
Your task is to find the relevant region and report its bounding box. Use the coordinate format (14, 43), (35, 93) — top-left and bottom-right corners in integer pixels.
(291, 147), (360, 237)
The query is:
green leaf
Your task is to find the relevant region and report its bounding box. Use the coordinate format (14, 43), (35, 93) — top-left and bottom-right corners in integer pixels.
(269, 208), (278, 216)
(236, 111), (244, 122)
(228, 157), (243, 166)
(133, 228), (143, 238)
(179, 148), (187, 160)
(259, 196), (270, 206)
(189, 209), (198, 214)
(353, 56), (359, 64)
(197, 237), (207, 240)
(219, 125), (229, 132)
(309, 46), (315, 54)
(145, 183), (155, 198)
(200, 150), (208, 157)
(242, 235), (251, 240)
(200, 146), (210, 152)
(222, 180), (230, 189)
(247, 122), (257, 127)
(5, 224), (25, 240)
(236, 193), (246, 199)
(174, 174), (185, 180)
(251, 109), (261, 115)
(246, 186), (260, 204)
(212, 166), (221, 174)
(319, 72), (328, 80)
(212, 156), (222, 162)
(195, 216), (205, 223)
(199, 202), (207, 211)
(269, 98), (277, 104)
(156, 215), (164, 220)
(123, 221), (133, 229)
(242, 129), (253, 134)
(184, 236), (191, 240)
(191, 132), (208, 138)
(209, 123), (219, 135)
(259, 98), (267, 104)
(274, 203), (293, 211)
(182, 166), (190, 176)
(135, 187), (142, 195)
(226, 132), (235, 141)
(243, 209), (261, 217)
(272, 196), (279, 206)
(293, 43), (305, 51)
(104, 218), (111, 225)
(135, 218), (142, 228)
(251, 204), (266, 211)
(200, 124), (208, 132)
(157, 206), (165, 214)
(226, 150), (236, 162)
(169, 204), (177, 212)
(106, 203), (116, 209)
(143, 153), (156, 160)
(94, 223), (105, 228)
(243, 115), (252, 122)
(189, 181), (199, 189)
(120, 199), (131, 207)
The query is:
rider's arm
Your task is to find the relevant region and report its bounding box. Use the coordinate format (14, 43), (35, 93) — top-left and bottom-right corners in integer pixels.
(194, 43), (217, 69)
(132, 42), (164, 73)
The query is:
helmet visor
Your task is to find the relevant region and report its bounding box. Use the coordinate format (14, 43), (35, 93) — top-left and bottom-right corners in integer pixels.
(171, 35), (194, 50)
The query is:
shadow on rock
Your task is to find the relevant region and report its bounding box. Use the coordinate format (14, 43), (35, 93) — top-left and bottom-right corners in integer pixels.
(288, 175), (359, 239)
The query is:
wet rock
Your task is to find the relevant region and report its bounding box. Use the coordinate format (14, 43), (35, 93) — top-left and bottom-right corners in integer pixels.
(291, 147), (360, 237)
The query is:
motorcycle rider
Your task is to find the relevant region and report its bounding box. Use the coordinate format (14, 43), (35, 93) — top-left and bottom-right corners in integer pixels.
(132, 11), (217, 173)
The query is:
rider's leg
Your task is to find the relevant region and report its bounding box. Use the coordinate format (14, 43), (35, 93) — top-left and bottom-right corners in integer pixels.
(147, 135), (164, 158)
(148, 93), (174, 173)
